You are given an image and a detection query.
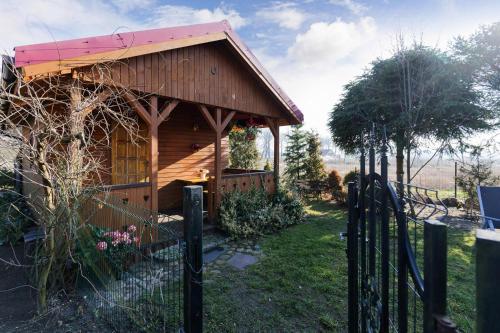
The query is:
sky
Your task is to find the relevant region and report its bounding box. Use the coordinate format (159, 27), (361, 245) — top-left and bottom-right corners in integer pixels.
(1, 0), (499, 135)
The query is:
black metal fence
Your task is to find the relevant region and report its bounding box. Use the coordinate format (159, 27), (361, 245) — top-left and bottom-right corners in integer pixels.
(346, 129), (458, 333)
(78, 186), (203, 333)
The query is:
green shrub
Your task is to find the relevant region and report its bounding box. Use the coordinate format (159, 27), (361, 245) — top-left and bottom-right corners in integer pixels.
(263, 160), (272, 171)
(219, 187), (304, 238)
(327, 169), (343, 200)
(342, 169), (359, 187)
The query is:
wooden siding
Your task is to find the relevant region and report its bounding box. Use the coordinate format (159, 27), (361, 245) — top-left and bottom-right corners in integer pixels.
(106, 42), (286, 119)
(206, 171), (275, 220)
(157, 103), (229, 210)
(81, 186), (155, 244)
(107, 183), (152, 211)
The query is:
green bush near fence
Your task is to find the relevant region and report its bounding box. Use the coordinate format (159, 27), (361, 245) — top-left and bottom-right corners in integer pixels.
(219, 186), (305, 238)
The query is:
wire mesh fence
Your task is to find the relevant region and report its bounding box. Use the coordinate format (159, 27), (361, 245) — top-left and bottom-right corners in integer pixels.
(77, 193), (185, 332)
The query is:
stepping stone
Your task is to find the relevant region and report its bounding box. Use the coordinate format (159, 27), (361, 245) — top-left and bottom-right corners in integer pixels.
(204, 246), (226, 264)
(227, 253), (258, 270)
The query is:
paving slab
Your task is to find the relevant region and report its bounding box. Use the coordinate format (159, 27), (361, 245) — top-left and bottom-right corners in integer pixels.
(204, 246), (225, 264)
(227, 253), (258, 270)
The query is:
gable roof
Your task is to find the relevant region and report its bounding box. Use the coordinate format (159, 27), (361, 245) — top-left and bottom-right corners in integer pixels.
(14, 21), (303, 123)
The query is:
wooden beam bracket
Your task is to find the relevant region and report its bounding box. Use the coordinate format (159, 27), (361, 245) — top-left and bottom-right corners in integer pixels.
(221, 111), (236, 132)
(265, 117), (278, 138)
(123, 91), (152, 126)
(198, 104), (217, 132)
(158, 99), (180, 124)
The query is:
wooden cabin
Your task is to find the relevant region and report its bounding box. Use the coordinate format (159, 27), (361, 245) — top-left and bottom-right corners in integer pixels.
(12, 21), (303, 226)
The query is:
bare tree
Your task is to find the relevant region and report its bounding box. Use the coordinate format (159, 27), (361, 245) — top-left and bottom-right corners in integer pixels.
(0, 61), (144, 312)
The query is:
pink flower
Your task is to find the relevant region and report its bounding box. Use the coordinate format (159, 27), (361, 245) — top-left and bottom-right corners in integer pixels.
(106, 231), (121, 240)
(96, 241), (107, 251)
(120, 232), (130, 242)
(112, 239), (120, 247)
(133, 236), (140, 244)
(127, 225), (137, 233)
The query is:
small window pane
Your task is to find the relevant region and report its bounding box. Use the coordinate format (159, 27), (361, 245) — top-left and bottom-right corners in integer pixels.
(116, 159), (126, 174)
(129, 144), (137, 156)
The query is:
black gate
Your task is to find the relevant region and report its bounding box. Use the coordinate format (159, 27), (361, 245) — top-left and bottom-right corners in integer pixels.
(346, 129), (458, 333)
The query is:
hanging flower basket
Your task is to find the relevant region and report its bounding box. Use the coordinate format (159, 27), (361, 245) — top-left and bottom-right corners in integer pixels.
(245, 132), (256, 141)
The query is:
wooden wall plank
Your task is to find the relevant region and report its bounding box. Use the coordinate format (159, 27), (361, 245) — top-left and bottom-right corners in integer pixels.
(129, 57), (137, 90)
(120, 59), (129, 88)
(145, 54), (152, 93)
(188, 46), (195, 101)
(156, 103), (229, 210)
(108, 42), (286, 119)
(137, 56), (145, 91)
(171, 49), (177, 97)
(152, 53), (159, 94)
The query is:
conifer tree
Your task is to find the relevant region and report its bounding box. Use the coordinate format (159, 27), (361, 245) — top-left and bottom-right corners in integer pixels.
(283, 125), (308, 182)
(305, 131), (327, 182)
(229, 126), (260, 169)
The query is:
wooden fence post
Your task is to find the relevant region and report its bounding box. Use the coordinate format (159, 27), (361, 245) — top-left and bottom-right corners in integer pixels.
(423, 219), (449, 333)
(476, 229), (500, 333)
(183, 185), (203, 333)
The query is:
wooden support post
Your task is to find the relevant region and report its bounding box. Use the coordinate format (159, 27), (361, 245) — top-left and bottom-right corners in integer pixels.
(265, 117), (280, 186)
(183, 185), (203, 333)
(149, 96), (158, 217)
(476, 229), (500, 333)
(215, 108), (222, 211)
(273, 123), (280, 185)
(197, 105), (236, 221)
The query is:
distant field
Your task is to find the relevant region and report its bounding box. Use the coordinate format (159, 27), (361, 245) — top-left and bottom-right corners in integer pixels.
(325, 155), (500, 197)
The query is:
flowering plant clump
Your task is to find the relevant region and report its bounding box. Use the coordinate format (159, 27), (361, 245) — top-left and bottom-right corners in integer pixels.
(92, 225), (141, 275)
(231, 125), (245, 133)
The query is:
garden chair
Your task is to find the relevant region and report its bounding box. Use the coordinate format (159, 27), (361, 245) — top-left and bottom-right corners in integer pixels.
(477, 186), (500, 230)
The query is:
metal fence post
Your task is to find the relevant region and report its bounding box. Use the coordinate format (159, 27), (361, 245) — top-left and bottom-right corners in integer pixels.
(423, 219), (447, 333)
(183, 185), (203, 333)
(347, 181), (359, 333)
(476, 229), (500, 333)
(397, 208), (408, 333)
(359, 144), (367, 333)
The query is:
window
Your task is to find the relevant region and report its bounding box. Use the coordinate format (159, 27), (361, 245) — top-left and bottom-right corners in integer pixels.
(112, 126), (149, 184)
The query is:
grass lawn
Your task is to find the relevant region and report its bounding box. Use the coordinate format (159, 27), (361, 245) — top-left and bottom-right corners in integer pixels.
(203, 200), (476, 332)
(204, 200), (348, 332)
(446, 227), (476, 331)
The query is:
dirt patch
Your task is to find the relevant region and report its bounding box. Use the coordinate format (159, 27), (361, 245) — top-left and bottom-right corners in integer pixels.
(442, 207), (481, 232)
(0, 244), (37, 332)
(0, 244), (112, 333)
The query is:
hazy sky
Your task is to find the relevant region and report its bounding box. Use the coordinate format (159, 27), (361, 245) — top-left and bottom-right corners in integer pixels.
(1, 0), (499, 135)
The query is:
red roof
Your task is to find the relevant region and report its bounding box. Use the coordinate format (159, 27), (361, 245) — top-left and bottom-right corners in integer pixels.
(14, 21), (303, 122)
